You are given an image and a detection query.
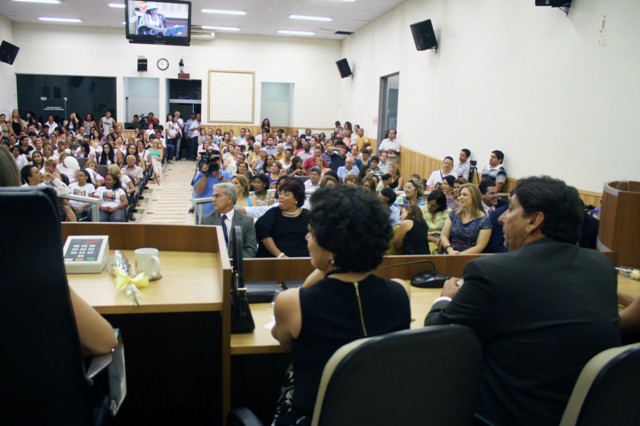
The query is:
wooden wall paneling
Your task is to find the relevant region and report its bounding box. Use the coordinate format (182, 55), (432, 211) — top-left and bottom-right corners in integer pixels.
(399, 147), (602, 206)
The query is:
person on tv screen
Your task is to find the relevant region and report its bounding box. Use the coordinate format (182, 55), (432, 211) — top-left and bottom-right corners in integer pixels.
(139, 2), (165, 35)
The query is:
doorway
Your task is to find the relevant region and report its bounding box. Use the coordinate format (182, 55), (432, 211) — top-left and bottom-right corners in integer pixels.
(124, 77), (159, 122)
(377, 73), (399, 145)
(260, 82), (294, 128)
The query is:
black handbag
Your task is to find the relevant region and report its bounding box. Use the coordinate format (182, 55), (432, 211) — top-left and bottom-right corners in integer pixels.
(230, 225), (255, 333)
(411, 260), (449, 288)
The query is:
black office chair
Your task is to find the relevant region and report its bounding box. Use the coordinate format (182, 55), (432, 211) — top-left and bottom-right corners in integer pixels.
(559, 343), (640, 426)
(227, 325), (482, 426)
(0, 186), (125, 425)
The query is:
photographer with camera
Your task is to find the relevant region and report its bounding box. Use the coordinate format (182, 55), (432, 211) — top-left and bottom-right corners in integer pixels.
(193, 149), (232, 218)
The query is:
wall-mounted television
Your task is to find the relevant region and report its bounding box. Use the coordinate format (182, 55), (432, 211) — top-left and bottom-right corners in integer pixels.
(125, 0), (191, 46)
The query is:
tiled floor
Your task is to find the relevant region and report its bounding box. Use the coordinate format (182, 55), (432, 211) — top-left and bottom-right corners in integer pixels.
(135, 160), (198, 225)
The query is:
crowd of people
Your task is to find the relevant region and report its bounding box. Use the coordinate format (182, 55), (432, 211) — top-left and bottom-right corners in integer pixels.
(0, 109), (171, 222)
(5, 109), (631, 426)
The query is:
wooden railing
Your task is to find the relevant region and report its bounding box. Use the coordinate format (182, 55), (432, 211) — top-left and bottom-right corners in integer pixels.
(399, 146), (603, 207)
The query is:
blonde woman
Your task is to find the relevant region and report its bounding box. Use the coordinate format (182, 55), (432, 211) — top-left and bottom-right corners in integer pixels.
(146, 138), (164, 183)
(84, 158), (104, 187)
(231, 173), (252, 208)
(439, 183), (491, 254)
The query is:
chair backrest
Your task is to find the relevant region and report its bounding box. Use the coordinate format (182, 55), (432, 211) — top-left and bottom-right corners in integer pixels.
(560, 343), (640, 426)
(311, 325), (482, 426)
(97, 164), (109, 178)
(0, 186), (94, 425)
(76, 156), (88, 169)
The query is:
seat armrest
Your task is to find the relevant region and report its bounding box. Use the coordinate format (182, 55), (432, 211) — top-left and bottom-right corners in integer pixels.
(108, 329), (127, 416)
(83, 329), (127, 416)
(86, 352), (112, 381)
(226, 407), (264, 426)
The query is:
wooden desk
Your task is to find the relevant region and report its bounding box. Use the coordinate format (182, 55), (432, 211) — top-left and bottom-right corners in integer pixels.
(232, 273), (640, 356)
(62, 223), (232, 425)
(231, 286), (444, 355)
(69, 251), (222, 314)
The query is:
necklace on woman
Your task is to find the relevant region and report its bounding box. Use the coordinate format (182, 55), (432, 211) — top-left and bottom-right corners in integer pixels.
(281, 207), (302, 217)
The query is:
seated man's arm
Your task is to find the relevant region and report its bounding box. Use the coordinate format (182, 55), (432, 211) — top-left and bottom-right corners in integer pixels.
(424, 261), (494, 338)
(620, 295), (640, 341)
(495, 169), (507, 193)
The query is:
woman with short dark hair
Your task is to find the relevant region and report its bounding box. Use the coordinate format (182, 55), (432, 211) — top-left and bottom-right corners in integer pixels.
(421, 189), (450, 252)
(441, 175), (458, 210)
(255, 178), (309, 258)
(250, 174), (274, 206)
(270, 185), (411, 424)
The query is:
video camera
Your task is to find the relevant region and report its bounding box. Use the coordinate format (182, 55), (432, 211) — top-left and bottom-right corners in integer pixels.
(198, 148), (221, 176)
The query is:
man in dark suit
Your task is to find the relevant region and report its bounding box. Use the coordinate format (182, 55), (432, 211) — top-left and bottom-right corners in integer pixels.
(202, 182), (257, 258)
(483, 203), (508, 253)
(425, 176), (620, 426)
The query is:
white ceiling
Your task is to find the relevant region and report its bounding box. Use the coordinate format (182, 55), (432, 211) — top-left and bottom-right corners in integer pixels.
(0, 0), (408, 40)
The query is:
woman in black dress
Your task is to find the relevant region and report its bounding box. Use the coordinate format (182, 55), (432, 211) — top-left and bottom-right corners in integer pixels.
(270, 185), (411, 425)
(255, 178), (309, 258)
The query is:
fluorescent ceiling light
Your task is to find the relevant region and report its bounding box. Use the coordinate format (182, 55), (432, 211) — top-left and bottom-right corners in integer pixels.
(289, 15), (331, 22)
(13, 0), (61, 4)
(109, 3), (125, 8)
(39, 17), (82, 23)
(201, 9), (246, 16)
(202, 25), (240, 32)
(278, 30), (314, 36)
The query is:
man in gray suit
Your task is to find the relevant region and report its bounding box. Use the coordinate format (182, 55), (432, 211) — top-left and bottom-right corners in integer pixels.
(425, 176), (620, 426)
(202, 182), (257, 258)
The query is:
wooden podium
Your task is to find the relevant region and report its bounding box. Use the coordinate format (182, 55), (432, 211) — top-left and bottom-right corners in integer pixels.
(598, 181), (640, 268)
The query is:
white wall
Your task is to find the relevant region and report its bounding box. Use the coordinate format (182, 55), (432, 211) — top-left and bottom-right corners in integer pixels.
(0, 16), (17, 115)
(340, 0), (640, 192)
(10, 23), (342, 130)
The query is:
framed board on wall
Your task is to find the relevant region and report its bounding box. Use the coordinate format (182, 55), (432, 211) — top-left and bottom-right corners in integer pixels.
(208, 70), (255, 124)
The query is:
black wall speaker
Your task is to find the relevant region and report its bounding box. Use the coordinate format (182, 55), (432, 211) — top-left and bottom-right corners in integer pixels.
(410, 19), (438, 51)
(536, 0), (572, 6)
(0, 40), (20, 65)
(137, 57), (148, 72)
(336, 58), (352, 78)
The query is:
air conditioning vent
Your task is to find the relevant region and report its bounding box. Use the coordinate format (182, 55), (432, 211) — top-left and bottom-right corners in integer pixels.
(191, 28), (216, 41)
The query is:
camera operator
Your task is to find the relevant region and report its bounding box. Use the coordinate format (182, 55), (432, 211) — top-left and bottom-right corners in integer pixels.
(193, 149), (232, 218)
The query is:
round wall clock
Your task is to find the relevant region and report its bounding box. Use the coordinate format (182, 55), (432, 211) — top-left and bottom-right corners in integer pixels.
(157, 58), (169, 71)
